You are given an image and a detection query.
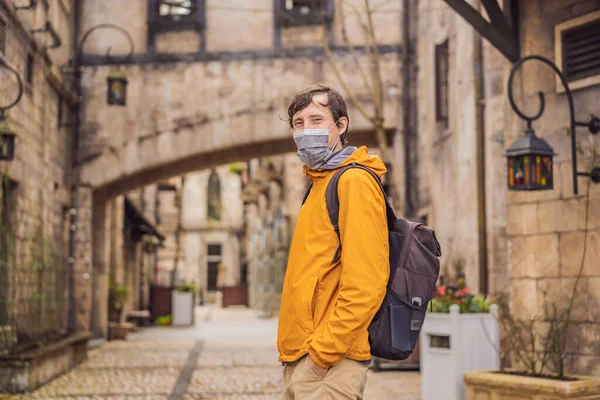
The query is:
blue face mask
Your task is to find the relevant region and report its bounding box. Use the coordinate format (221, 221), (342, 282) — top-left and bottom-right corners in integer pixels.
(293, 121), (341, 169)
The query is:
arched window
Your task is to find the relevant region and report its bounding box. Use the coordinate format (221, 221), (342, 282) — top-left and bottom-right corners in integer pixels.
(207, 170), (221, 221)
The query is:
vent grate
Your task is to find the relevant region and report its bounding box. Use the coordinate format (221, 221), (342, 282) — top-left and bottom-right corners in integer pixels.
(26, 53), (34, 87)
(0, 18), (6, 55)
(562, 18), (600, 82)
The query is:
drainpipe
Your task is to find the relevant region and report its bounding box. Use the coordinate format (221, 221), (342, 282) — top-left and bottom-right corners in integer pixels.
(473, 0), (489, 294)
(67, 0), (82, 333)
(402, 0), (415, 216)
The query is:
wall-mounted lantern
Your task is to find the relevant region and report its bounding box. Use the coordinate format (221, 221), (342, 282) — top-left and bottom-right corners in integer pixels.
(507, 55), (600, 194)
(76, 24), (134, 107)
(107, 69), (128, 106)
(506, 128), (555, 191)
(0, 60), (24, 161)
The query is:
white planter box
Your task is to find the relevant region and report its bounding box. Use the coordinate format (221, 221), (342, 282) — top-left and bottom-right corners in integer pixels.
(171, 291), (194, 326)
(420, 304), (499, 400)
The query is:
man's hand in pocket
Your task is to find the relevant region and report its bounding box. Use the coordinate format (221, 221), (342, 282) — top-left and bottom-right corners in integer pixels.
(308, 356), (329, 379)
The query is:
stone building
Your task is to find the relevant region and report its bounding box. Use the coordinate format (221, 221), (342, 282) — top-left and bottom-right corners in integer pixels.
(0, 0), (76, 348)
(0, 0), (96, 392)
(73, 0), (406, 339)
(179, 166), (244, 304)
(148, 153), (306, 310)
(418, 0), (600, 375)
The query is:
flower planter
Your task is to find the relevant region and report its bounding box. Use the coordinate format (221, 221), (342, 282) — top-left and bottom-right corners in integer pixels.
(108, 322), (134, 340)
(420, 304), (499, 400)
(172, 291), (194, 326)
(0, 332), (90, 393)
(464, 371), (600, 400)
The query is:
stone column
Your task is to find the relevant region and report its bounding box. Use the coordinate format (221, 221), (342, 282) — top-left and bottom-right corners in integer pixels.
(92, 190), (111, 338)
(72, 184), (94, 332)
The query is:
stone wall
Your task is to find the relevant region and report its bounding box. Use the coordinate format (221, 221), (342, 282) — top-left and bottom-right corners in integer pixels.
(0, 0), (77, 342)
(505, 0), (600, 377)
(416, 0), (508, 294)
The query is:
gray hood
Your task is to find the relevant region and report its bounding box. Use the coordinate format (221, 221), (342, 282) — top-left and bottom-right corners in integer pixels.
(315, 146), (358, 170)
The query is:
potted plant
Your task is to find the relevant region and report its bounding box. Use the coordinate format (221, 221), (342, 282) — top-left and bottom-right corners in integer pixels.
(420, 276), (500, 400)
(464, 296), (600, 399)
(108, 283), (133, 340)
(171, 281), (196, 326)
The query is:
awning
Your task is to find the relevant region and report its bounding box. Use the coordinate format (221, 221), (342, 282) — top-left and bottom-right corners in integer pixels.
(124, 197), (165, 241)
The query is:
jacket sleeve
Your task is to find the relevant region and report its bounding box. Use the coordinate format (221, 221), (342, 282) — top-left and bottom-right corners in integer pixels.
(308, 169), (390, 368)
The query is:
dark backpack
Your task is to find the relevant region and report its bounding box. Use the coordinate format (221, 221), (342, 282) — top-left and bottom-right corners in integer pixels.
(302, 163), (442, 361)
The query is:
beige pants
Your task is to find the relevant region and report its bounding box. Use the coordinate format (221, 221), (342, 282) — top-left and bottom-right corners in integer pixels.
(282, 355), (369, 400)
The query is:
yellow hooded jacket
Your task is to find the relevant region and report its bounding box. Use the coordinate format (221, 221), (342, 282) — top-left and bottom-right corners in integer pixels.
(277, 146), (390, 368)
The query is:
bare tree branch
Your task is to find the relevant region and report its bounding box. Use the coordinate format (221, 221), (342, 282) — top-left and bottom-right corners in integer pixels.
(364, 0), (385, 114)
(339, 1), (375, 99)
(321, 29), (374, 124)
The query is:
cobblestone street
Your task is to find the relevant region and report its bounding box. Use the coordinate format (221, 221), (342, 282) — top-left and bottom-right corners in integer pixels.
(6, 307), (421, 400)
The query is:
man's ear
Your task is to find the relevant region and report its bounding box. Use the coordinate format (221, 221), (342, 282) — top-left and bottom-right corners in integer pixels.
(337, 117), (349, 135)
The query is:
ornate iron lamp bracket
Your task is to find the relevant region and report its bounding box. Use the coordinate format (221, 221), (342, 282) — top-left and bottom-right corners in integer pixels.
(508, 55), (600, 195)
(0, 59), (24, 118)
(77, 24), (135, 65)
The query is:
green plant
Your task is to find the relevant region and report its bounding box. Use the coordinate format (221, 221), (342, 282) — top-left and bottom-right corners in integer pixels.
(228, 162), (246, 174)
(109, 283), (130, 311)
(431, 276), (496, 314)
(175, 281), (197, 293)
(155, 315), (172, 326)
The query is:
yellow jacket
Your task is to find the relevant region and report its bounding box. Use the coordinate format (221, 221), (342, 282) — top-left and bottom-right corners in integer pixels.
(277, 146), (390, 368)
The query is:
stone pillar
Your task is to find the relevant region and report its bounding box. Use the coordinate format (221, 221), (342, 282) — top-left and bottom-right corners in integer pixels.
(72, 184), (93, 332)
(92, 190), (111, 338)
(110, 196), (125, 285)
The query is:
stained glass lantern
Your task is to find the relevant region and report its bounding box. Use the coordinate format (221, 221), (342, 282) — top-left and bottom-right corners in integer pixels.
(0, 114), (16, 161)
(506, 128), (555, 191)
(107, 69), (128, 106)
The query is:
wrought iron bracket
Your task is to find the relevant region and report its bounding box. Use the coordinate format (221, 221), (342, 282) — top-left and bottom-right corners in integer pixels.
(0, 59), (24, 117)
(75, 24), (135, 65)
(508, 55), (599, 195)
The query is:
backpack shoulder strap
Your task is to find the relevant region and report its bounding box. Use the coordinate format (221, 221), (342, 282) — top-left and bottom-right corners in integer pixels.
(325, 163), (396, 260)
(301, 183), (313, 206)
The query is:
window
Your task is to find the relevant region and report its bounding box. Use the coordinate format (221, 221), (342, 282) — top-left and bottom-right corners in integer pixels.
(435, 41), (449, 126)
(26, 53), (34, 88)
(279, 0), (333, 27)
(206, 244), (222, 291)
(207, 170), (221, 221)
(160, 0), (195, 17)
(555, 11), (600, 92)
(0, 17), (6, 56)
(148, 0), (205, 33)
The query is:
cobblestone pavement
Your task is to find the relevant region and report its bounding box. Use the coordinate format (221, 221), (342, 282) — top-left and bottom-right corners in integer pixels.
(11, 307), (420, 400)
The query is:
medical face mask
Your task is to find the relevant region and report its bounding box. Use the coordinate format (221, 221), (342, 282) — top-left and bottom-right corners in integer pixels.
(293, 121), (342, 169)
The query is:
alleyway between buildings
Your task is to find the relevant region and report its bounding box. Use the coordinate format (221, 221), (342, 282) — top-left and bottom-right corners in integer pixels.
(7, 307), (421, 400)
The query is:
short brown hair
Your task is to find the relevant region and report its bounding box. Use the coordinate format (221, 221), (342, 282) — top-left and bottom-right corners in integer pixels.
(287, 84), (350, 146)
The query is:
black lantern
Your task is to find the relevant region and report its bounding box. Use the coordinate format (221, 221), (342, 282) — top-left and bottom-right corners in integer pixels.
(107, 69), (128, 106)
(506, 128), (555, 191)
(0, 114), (16, 161)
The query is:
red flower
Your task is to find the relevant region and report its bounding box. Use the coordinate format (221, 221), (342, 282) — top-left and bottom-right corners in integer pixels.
(436, 285), (447, 297)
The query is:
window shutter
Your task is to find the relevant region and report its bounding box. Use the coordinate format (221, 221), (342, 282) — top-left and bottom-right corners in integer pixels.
(0, 18), (6, 55)
(562, 19), (600, 82)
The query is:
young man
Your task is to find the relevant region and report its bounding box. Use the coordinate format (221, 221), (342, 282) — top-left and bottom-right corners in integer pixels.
(278, 84), (390, 399)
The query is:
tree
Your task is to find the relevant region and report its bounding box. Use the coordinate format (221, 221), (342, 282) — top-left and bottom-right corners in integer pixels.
(321, 0), (405, 207)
